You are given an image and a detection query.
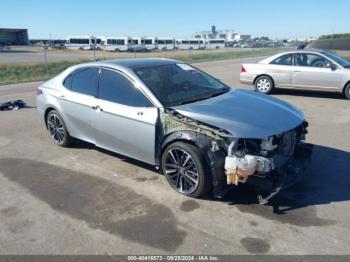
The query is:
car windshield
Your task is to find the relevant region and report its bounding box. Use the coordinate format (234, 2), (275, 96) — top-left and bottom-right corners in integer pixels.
(322, 51), (350, 68)
(134, 63), (230, 107)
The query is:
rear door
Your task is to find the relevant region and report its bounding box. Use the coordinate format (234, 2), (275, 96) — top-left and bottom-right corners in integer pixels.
(292, 53), (343, 90)
(61, 67), (99, 144)
(266, 53), (293, 87)
(94, 68), (158, 164)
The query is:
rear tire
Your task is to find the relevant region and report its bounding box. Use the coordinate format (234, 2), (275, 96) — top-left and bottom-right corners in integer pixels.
(255, 75), (274, 94)
(344, 83), (350, 100)
(161, 142), (211, 198)
(46, 110), (72, 147)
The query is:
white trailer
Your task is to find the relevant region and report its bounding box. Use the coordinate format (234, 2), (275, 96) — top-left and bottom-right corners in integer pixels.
(65, 36), (96, 50)
(101, 36), (131, 52)
(206, 39), (226, 49)
(176, 39), (205, 50)
(156, 38), (175, 50)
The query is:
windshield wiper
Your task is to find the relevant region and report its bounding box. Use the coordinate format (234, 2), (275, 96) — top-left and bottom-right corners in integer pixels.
(209, 89), (229, 98)
(175, 96), (209, 106)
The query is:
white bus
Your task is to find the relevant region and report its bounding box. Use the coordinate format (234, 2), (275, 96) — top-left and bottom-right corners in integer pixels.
(94, 37), (104, 50)
(129, 37), (146, 51)
(156, 38), (175, 50)
(65, 36), (96, 50)
(176, 39), (205, 50)
(206, 39), (226, 49)
(101, 36), (130, 52)
(142, 37), (157, 50)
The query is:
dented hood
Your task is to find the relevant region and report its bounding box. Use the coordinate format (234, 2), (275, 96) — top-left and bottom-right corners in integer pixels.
(171, 89), (304, 139)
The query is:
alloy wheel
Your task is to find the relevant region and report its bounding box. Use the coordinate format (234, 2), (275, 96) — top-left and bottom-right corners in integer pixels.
(47, 113), (65, 144)
(163, 148), (199, 194)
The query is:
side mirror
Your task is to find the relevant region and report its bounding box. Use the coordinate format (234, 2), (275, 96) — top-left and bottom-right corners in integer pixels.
(327, 63), (337, 71)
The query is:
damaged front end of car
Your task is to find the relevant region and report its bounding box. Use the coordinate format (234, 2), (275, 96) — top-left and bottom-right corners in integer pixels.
(160, 108), (312, 204)
(223, 122), (312, 204)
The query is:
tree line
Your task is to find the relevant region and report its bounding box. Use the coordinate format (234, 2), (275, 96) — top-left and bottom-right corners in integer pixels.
(319, 33), (350, 40)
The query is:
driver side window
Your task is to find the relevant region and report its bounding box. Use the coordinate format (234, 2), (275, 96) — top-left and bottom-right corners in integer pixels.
(294, 53), (330, 68)
(98, 68), (153, 107)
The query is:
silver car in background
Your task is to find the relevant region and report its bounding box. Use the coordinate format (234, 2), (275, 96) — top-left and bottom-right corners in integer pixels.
(37, 58), (312, 204)
(240, 49), (350, 99)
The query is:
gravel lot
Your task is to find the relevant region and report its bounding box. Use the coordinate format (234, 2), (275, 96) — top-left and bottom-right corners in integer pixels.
(0, 58), (349, 255)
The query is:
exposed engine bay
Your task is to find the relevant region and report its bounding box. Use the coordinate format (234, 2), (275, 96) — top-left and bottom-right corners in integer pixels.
(163, 108), (312, 204)
(225, 125), (305, 185)
(222, 122), (312, 204)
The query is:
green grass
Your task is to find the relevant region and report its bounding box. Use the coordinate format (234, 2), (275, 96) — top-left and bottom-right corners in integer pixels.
(172, 47), (287, 63)
(0, 48), (286, 85)
(0, 59), (91, 85)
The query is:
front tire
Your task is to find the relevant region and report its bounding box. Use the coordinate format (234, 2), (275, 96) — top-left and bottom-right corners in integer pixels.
(161, 142), (211, 198)
(255, 75), (274, 94)
(344, 83), (350, 100)
(46, 110), (72, 147)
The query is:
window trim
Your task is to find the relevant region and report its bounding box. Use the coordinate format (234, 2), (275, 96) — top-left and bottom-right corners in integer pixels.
(292, 52), (333, 68)
(270, 53), (293, 66)
(97, 66), (156, 108)
(62, 66), (99, 97)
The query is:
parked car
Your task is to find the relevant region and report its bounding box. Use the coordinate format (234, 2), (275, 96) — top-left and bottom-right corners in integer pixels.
(296, 43), (308, 50)
(36, 58), (312, 203)
(240, 49), (350, 99)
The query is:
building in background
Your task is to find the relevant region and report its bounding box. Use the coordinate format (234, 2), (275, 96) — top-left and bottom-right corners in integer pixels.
(0, 28), (29, 45)
(234, 34), (251, 41)
(193, 26), (237, 42)
(193, 26), (251, 46)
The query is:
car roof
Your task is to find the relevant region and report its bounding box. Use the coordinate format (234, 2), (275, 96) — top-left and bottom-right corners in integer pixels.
(259, 49), (329, 63)
(94, 58), (181, 69)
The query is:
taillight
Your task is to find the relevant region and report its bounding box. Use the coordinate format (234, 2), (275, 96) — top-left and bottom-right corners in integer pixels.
(36, 88), (43, 96)
(241, 66), (247, 73)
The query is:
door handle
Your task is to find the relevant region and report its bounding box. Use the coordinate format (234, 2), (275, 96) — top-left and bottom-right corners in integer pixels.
(293, 71), (301, 73)
(92, 105), (103, 111)
(58, 94), (66, 100)
(137, 111), (143, 116)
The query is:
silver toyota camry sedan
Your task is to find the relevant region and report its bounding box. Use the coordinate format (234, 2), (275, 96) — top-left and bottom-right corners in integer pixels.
(37, 58), (312, 203)
(240, 49), (350, 99)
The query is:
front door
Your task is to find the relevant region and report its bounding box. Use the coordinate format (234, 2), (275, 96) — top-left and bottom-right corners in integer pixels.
(292, 53), (343, 90)
(93, 68), (158, 164)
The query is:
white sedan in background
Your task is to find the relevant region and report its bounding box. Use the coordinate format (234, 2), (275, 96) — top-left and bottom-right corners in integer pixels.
(240, 49), (350, 99)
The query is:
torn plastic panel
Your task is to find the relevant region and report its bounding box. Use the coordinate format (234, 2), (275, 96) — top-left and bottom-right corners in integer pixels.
(223, 122), (311, 203)
(158, 109), (229, 195)
(158, 107), (311, 203)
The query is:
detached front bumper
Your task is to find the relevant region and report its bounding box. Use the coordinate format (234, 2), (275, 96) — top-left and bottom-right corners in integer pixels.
(246, 143), (313, 204)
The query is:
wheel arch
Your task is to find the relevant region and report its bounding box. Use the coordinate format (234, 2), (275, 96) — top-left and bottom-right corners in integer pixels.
(253, 74), (275, 86)
(44, 106), (57, 128)
(158, 130), (226, 196)
(343, 80), (350, 93)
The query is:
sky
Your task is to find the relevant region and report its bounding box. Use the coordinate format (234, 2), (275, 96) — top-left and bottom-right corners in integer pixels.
(1, 0), (349, 40)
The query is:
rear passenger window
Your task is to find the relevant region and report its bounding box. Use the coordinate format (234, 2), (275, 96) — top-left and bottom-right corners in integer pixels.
(271, 54), (292, 66)
(63, 74), (72, 89)
(71, 67), (98, 96)
(98, 69), (153, 107)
